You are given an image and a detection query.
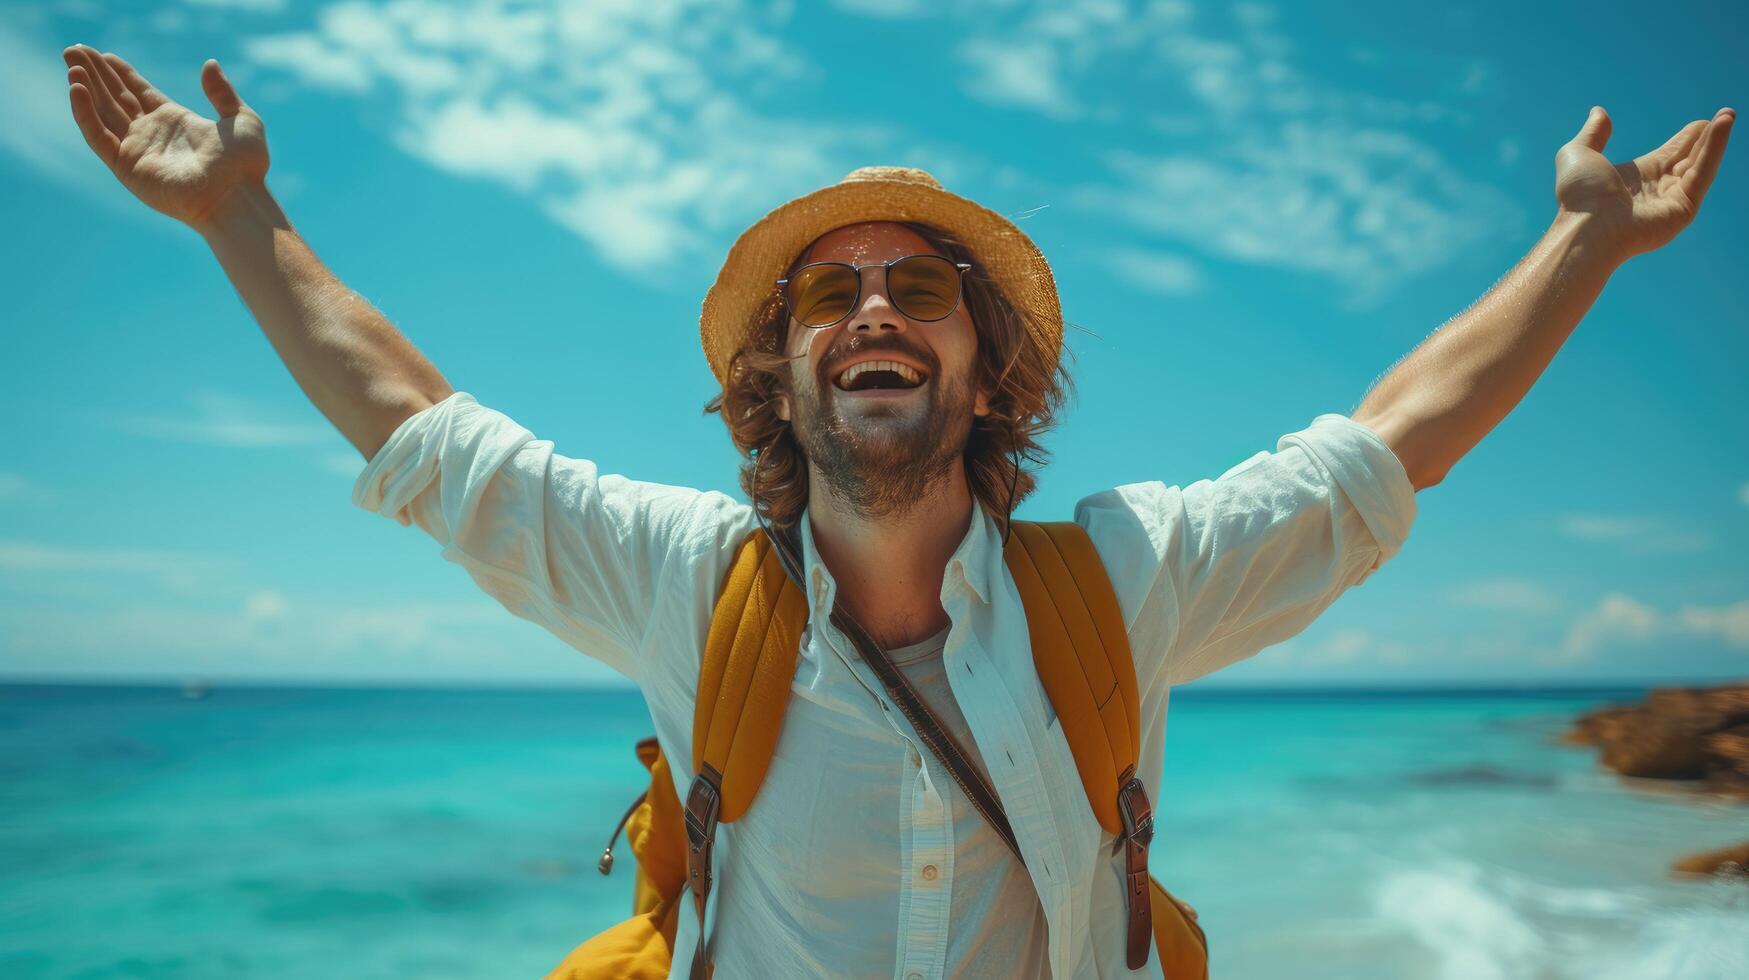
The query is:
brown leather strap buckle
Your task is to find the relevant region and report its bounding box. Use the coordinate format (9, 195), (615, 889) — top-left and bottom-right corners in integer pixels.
(684, 765), (723, 908)
(684, 765), (723, 980)
(1116, 767), (1155, 970)
(1117, 770), (1155, 855)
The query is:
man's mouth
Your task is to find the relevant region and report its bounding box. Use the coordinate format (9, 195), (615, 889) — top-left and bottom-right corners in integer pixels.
(832, 359), (928, 393)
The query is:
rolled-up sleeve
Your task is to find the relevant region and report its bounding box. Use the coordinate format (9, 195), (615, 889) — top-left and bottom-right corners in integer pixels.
(1077, 413), (1417, 688)
(351, 390), (729, 682)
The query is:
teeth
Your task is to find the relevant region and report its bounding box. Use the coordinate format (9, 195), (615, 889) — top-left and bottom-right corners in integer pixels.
(839, 360), (923, 386)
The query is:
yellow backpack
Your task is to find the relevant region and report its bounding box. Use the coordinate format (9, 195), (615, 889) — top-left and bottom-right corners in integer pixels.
(544, 521), (1209, 979)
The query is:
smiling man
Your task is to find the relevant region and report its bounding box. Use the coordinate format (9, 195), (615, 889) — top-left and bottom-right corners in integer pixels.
(61, 41), (1734, 980)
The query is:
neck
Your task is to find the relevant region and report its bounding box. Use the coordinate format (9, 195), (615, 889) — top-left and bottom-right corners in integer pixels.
(806, 462), (975, 650)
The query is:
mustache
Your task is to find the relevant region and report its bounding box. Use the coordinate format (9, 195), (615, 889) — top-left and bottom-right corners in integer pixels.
(819, 336), (937, 382)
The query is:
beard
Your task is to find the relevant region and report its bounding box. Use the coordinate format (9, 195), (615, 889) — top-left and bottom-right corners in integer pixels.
(788, 355), (978, 523)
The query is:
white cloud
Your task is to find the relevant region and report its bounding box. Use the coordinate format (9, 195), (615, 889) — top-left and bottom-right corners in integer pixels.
(0, 10), (161, 216)
(244, 32), (374, 93)
(185, 0), (288, 11)
(0, 540), (240, 594)
(1675, 600), (1749, 650)
(1563, 593), (1662, 659)
(227, 0), (877, 281)
(1269, 625), (1414, 668)
(1562, 593), (1749, 659)
(319, 451), (364, 478)
(1557, 512), (1710, 553)
(103, 390), (335, 448)
(959, 38), (1080, 119)
(1106, 247), (1203, 295)
(1446, 578), (1562, 615)
(1075, 121), (1520, 311)
(926, 1), (1516, 309)
(0, 589), (624, 686)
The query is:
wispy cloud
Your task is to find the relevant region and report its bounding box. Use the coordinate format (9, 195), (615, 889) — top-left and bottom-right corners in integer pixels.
(101, 390), (335, 448)
(1562, 593), (1749, 659)
(222, 0), (886, 280)
(0, 539), (241, 594)
(0, 9), (159, 217)
(1738, 481), (1749, 507)
(1105, 247), (1204, 296)
(1074, 121), (1520, 311)
(185, 0), (289, 12)
(1268, 625), (1414, 668)
(1446, 578), (1563, 614)
(872, 0), (1523, 310)
(319, 451), (364, 477)
(1557, 513), (1710, 553)
(0, 588), (623, 685)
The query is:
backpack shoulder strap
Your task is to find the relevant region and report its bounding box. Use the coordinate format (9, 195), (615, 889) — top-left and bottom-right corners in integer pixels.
(1002, 519), (1156, 971)
(682, 527), (808, 979)
(691, 526), (809, 819)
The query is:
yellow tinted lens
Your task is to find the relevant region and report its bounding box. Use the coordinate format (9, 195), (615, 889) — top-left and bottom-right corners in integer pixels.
(889, 256), (959, 320)
(788, 264), (857, 326)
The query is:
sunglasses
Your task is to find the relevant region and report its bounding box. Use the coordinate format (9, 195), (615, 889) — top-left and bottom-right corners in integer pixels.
(776, 254), (973, 330)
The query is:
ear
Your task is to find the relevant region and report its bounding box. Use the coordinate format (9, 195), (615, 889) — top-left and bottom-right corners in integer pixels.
(973, 386), (991, 418)
(776, 393), (791, 422)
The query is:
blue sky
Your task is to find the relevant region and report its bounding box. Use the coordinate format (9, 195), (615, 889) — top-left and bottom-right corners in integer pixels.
(2, 0), (1744, 689)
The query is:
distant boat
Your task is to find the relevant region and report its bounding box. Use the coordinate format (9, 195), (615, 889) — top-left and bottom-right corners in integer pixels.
(181, 679), (210, 700)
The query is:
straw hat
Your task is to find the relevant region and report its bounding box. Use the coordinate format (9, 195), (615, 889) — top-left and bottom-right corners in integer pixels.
(699, 166), (1062, 386)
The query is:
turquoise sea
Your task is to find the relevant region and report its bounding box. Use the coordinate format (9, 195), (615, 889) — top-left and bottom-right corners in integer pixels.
(2, 683), (1746, 979)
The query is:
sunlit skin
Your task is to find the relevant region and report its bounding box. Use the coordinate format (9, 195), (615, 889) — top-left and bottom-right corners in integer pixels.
(775, 222), (994, 650)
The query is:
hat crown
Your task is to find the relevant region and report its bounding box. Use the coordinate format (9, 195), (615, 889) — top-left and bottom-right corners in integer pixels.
(840, 166), (942, 190)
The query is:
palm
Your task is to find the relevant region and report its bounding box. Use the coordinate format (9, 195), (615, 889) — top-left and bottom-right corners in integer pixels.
(62, 46), (269, 229)
(119, 102), (267, 221)
(1555, 106), (1735, 261)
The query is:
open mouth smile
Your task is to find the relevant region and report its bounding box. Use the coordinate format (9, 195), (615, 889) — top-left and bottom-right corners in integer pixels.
(831, 358), (929, 395)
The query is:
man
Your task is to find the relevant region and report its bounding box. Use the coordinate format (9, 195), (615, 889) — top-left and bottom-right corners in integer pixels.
(62, 43), (1734, 979)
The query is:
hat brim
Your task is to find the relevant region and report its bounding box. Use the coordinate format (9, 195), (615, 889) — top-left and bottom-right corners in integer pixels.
(699, 174), (1062, 386)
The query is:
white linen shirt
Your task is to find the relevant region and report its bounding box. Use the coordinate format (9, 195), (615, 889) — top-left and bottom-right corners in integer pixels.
(352, 391), (1418, 979)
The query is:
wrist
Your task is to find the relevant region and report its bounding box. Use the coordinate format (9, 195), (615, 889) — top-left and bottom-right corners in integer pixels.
(1550, 208), (1630, 274)
(193, 180), (286, 242)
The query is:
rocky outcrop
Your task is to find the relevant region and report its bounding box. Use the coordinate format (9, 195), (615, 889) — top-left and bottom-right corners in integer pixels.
(1673, 841), (1749, 878)
(1565, 682), (1749, 797)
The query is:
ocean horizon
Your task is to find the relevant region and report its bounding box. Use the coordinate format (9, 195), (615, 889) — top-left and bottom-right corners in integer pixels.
(4, 681), (1746, 978)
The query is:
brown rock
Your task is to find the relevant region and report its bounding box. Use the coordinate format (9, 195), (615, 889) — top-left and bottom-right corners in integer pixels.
(1672, 840), (1749, 878)
(1706, 725), (1749, 776)
(1566, 681), (1749, 785)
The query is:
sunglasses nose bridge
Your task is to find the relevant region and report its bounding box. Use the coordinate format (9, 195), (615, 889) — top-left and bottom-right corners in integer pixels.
(781, 256), (963, 331)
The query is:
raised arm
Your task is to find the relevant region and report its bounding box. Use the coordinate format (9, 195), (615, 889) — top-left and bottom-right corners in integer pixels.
(61, 45), (452, 458)
(1351, 105), (1734, 490)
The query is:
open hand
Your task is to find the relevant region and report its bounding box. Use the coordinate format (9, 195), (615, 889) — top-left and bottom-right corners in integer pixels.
(62, 45), (270, 232)
(1554, 105), (1734, 263)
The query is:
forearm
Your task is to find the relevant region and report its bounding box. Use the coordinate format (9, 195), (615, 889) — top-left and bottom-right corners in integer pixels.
(197, 181), (454, 459)
(1353, 210), (1624, 489)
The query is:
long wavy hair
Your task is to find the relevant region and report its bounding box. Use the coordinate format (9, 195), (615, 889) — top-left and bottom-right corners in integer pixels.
(702, 221), (1076, 534)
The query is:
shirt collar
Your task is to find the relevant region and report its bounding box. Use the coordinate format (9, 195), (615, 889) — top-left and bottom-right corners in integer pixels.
(797, 495), (997, 611)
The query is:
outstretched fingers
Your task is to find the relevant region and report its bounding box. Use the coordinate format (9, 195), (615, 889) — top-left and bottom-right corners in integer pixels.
(89, 49), (144, 118)
(67, 80), (121, 170)
(1679, 108), (1736, 209)
(101, 51), (170, 113)
(63, 46), (129, 138)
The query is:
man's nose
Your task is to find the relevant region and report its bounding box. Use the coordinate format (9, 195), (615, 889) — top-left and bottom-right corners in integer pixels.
(849, 267), (905, 334)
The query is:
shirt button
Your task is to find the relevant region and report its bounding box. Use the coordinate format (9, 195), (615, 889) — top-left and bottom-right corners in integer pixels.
(908, 973), (924, 980)
(921, 864), (939, 881)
